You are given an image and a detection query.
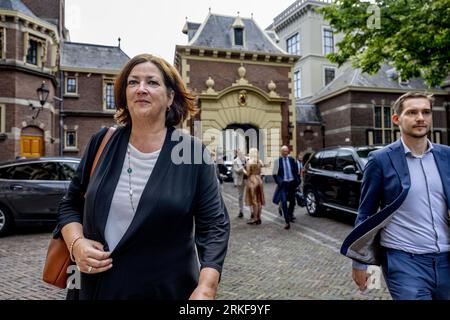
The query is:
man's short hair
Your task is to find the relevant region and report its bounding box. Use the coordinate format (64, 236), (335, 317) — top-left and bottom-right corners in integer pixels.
(392, 92), (434, 115)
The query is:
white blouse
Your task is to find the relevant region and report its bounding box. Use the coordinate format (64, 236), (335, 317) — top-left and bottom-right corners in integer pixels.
(104, 143), (160, 252)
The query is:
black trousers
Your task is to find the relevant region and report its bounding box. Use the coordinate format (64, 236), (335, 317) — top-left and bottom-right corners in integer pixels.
(280, 181), (296, 224)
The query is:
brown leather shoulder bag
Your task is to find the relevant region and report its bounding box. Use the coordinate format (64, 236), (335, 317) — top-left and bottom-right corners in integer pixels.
(42, 127), (115, 289)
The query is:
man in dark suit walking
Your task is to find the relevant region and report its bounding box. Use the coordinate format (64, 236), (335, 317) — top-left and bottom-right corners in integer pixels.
(273, 146), (300, 230)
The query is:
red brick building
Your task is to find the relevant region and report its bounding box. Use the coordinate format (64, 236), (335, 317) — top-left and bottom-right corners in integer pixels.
(0, 0), (128, 161)
(60, 42), (128, 156)
(271, 0), (450, 152)
(176, 13), (299, 172)
(301, 64), (450, 149)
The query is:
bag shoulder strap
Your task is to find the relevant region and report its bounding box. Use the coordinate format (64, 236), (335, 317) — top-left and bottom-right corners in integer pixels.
(90, 127), (116, 178)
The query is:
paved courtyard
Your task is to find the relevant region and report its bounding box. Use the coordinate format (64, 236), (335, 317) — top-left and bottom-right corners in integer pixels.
(0, 182), (391, 300)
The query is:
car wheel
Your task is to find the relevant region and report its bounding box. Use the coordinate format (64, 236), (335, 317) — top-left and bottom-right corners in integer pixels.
(0, 205), (13, 237)
(305, 189), (324, 217)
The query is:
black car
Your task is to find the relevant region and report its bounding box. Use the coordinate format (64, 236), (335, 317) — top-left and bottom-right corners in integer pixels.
(302, 146), (383, 217)
(223, 160), (233, 182)
(0, 157), (80, 236)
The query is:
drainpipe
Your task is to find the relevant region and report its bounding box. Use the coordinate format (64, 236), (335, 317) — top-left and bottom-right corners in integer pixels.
(59, 70), (64, 156)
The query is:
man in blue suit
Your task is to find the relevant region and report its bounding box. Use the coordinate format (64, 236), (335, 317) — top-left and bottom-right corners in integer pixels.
(273, 146), (300, 230)
(341, 92), (450, 300)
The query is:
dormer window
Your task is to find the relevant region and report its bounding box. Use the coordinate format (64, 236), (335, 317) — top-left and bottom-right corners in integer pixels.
(232, 14), (245, 47)
(234, 28), (243, 46)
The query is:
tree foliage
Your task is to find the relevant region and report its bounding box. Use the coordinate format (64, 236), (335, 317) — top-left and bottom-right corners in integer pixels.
(319, 0), (450, 87)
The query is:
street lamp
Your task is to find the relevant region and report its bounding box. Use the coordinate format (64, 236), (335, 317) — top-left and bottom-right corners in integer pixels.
(32, 81), (49, 120)
(288, 122), (294, 140)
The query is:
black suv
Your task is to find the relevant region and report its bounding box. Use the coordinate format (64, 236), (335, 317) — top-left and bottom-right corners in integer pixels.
(302, 146), (383, 217)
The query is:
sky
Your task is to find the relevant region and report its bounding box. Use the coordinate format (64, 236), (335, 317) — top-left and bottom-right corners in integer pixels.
(64, 0), (297, 63)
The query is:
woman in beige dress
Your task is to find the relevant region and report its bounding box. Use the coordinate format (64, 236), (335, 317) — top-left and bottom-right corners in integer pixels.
(244, 148), (265, 225)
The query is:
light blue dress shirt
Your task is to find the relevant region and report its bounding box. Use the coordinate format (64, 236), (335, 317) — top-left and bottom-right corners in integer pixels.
(283, 157), (293, 182)
(380, 139), (450, 254)
(353, 139), (450, 270)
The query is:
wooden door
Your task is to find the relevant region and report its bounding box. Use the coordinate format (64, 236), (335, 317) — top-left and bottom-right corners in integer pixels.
(20, 135), (44, 158)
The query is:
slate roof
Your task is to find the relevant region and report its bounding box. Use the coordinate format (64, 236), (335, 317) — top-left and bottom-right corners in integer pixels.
(182, 21), (201, 41)
(311, 63), (445, 103)
(296, 100), (322, 123)
(61, 42), (130, 71)
(0, 0), (37, 18)
(189, 13), (286, 54)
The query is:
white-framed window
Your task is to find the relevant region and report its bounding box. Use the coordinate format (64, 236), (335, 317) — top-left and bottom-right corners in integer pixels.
(234, 28), (244, 46)
(65, 76), (78, 95)
(373, 105), (393, 144)
(294, 70), (301, 98)
(323, 66), (336, 86)
(24, 33), (47, 67)
(322, 27), (334, 55)
(286, 33), (300, 55)
(0, 27), (5, 59)
(0, 104), (5, 133)
(64, 129), (77, 149)
(103, 79), (115, 111)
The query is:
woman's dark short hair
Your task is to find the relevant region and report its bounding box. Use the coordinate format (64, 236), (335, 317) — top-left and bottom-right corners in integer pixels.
(114, 53), (197, 127)
(392, 91), (434, 116)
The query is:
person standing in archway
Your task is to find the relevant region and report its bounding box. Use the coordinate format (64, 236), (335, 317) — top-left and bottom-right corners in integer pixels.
(245, 148), (265, 225)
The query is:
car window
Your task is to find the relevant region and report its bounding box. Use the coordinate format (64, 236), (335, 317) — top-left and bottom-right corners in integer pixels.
(0, 163), (40, 180)
(356, 148), (381, 166)
(29, 162), (61, 180)
(319, 150), (337, 171)
(0, 166), (14, 179)
(308, 152), (321, 168)
(60, 162), (78, 180)
(335, 149), (356, 172)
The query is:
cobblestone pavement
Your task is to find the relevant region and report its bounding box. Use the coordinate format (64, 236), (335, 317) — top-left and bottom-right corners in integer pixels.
(0, 182), (391, 300)
(217, 182), (390, 300)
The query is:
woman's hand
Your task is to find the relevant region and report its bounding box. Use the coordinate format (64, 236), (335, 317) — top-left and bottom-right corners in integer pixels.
(189, 284), (217, 300)
(189, 267), (220, 300)
(73, 238), (113, 274)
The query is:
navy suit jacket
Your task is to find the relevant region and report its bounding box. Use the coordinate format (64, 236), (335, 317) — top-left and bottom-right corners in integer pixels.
(341, 139), (450, 265)
(272, 156), (300, 204)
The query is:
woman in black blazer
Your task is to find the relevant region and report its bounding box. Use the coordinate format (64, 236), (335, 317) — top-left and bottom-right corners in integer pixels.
(55, 54), (230, 300)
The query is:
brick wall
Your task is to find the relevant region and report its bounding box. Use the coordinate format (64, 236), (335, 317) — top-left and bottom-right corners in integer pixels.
(351, 107), (373, 127)
(0, 69), (58, 160)
(321, 106), (352, 131)
(0, 71), (16, 97)
(5, 27), (23, 60)
(63, 116), (116, 157)
(0, 139), (16, 162)
(318, 92), (351, 113)
(317, 90), (450, 147)
(63, 73), (105, 112)
(187, 59), (291, 97)
(296, 123), (323, 152)
(324, 131), (352, 147)
(14, 71), (56, 101)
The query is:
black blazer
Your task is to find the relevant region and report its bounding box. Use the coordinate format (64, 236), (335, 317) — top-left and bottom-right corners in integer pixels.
(55, 125), (230, 299)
